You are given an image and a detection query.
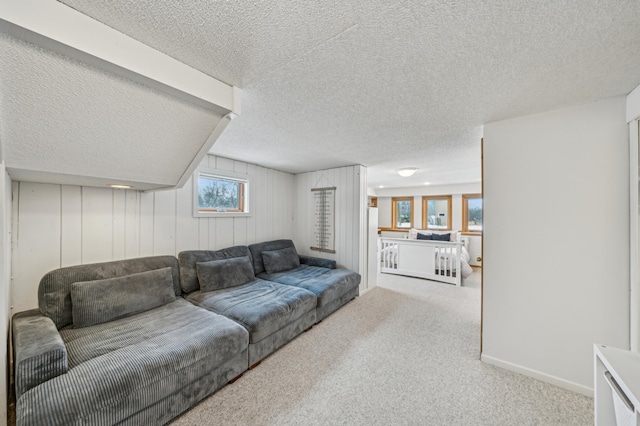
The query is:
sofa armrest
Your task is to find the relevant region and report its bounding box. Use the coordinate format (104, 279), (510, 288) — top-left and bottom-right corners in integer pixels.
(299, 255), (337, 269)
(13, 310), (68, 400)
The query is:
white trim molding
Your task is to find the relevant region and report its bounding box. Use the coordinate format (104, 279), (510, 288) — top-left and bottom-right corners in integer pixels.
(481, 354), (594, 397)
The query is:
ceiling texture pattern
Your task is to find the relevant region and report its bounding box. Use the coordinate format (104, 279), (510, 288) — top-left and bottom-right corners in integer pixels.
(34, 1), (640, 187)
(0, 33), (224, 189)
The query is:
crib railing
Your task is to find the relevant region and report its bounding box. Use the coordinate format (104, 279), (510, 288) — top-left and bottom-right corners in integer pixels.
(378, 237), (462, 286)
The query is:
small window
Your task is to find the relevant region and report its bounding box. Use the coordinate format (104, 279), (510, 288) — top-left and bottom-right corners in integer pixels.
(392, 197), (413, 229)
(194, 169), (250, 217)
(462, 194), (482, 233)
(422, 195), (452, 230)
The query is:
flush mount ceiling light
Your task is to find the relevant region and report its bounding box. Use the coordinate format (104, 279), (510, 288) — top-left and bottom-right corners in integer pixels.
(109, 184), (133, 189)
(396, 168), (418, 177)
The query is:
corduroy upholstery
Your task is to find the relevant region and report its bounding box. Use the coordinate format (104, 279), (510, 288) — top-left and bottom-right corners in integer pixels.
(196, 256), (255, 292)
(38, 255), (181, 329)
(17, 300), (248, 426)
(249, 240), (361, 321)
(14, 256), (250, 426)
(299, 254), (337, 269)
(186, 279), (316, 343)
(179, 249), (317, 366)
(70, 267), (176, 328)
(261, 246), (300, 273)
(178, 246), (251, 294)
(258, 265), (361, 321)
(12, 310), (68, 401)
(15, 243), (361, 425)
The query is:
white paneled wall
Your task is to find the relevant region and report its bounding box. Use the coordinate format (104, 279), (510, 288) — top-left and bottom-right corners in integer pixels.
(293, 165), (366, 287)
(11, 155), (295, 313)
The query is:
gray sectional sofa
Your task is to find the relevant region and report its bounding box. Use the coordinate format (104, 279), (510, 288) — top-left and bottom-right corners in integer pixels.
(12, 240), (360, 426)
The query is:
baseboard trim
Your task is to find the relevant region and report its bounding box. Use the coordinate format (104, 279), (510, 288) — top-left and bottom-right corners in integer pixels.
(480, 354), (594, 398)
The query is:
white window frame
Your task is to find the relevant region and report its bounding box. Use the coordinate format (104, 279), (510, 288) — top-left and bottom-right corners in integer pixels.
(193, 167), (251, 218)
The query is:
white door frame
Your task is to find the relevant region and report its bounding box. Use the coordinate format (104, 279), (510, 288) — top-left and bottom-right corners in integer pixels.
(627, 84), (640, 352)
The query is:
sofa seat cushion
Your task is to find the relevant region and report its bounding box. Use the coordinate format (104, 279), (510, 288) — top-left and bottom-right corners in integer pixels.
(258, 265), (361, 308)
(19, 298), (248, 426)
(60, 298), (247, 369)
(186, 279), (317, 344)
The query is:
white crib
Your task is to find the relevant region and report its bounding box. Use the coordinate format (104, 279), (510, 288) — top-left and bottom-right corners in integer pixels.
(378, 237), (463, 286)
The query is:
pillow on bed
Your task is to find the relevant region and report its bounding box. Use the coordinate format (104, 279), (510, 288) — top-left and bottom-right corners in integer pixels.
(432, 233), (451, 241)
(262, 246), (300, 274)
(417, 232), (433, 240)
(197, 256), (255, 292)
(71, 267), (176, 328)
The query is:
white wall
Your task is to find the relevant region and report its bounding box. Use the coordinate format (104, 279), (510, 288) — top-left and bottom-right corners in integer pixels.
(0, 163), (12, 426)
(482, 97), (629, 395)
(377, 197), (392, 229)
(293, 165), (368, 290)
(11, 155), (295, 313)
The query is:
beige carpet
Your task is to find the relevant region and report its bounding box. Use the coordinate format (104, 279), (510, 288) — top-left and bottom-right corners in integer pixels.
(171, 272), (593, 425)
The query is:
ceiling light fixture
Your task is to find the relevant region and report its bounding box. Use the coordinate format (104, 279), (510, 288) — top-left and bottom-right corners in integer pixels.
(424, 182), (431, 185)
(397, 168), (418, 177)
(109, 184), (133, 189)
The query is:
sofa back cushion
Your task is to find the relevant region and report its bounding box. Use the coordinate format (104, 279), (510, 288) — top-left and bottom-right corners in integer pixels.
(262, 247), (301, 274)
(71, 267), (176, 328)
(178, 246), (253, 294)
(248, 239), (298, 275)
(196, 256), (256, 292)
(39, 256), (180, 329)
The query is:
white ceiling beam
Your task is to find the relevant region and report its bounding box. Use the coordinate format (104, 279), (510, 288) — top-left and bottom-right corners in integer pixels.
(0, 0), (241, 115)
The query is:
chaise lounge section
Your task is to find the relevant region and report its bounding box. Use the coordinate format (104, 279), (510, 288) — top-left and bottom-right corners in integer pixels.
(248, 240), (361, 321)
(12, 256), (248, 426)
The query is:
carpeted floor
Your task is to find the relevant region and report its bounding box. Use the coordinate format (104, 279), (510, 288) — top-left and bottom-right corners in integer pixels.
(171, 271), (593, 425)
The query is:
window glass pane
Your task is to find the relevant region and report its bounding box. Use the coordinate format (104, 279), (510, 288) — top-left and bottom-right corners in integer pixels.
(198, 176), (241, 211)
(467, 198), (483, 231)
(395, 200), (412, 228)
(427, 199), (449, 229)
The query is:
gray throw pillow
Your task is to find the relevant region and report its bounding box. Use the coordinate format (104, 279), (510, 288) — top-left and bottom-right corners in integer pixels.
(71, 267), (176, 328)
(262, 246), (300, 274)
(196, 256), (255, 292)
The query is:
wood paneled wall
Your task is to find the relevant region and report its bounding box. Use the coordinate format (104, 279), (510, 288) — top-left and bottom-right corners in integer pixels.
(293, 165), (367, 289)
(11, 155), (295, 313)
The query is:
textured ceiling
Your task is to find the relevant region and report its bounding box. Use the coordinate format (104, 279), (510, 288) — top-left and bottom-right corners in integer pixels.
(50, 0), (640, 188)
(0, 33), (223, 190)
